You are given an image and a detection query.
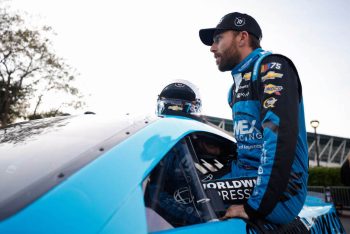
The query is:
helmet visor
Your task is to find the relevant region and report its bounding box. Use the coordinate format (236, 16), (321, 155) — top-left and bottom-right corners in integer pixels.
(157, 98), (201, 115)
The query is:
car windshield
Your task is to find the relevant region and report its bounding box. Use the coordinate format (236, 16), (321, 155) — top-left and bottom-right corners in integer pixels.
(0, 114), (154, 220)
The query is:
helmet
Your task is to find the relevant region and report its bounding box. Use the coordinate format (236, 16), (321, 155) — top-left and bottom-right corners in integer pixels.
(157, 79), (202, 116)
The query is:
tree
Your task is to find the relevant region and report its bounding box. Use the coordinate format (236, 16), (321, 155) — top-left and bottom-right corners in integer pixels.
(0, 7), (84, 127)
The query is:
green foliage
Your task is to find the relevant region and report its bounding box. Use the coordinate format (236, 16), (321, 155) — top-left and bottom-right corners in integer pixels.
(0, 7), (84, 127)
(308, 167), (343, 186)
(0, 79), (31, 122)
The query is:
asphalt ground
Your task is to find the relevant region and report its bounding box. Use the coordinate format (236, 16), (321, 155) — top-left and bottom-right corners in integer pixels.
(339, 210), (350, 233)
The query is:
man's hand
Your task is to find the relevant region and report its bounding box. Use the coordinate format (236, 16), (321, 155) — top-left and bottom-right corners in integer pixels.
(220, 205), (249, 220)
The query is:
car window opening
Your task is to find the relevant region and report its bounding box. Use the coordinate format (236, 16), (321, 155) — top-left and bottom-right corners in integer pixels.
(143, 132), (237, 232)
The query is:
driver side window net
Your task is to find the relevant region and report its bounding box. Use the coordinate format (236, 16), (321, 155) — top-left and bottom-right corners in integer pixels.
(143, 133), (237, 232)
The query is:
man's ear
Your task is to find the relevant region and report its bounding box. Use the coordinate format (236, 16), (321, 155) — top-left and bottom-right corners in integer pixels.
(239, 31), (249, 47)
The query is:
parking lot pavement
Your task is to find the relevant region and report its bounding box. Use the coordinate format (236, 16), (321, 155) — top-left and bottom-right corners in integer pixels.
(339, 211), (350, 233)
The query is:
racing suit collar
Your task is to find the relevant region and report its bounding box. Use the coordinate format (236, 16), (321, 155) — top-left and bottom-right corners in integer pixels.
(231, 48), (264, 76)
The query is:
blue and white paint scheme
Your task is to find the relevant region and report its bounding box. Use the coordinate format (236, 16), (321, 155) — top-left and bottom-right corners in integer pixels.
(0, 114), (345, 233)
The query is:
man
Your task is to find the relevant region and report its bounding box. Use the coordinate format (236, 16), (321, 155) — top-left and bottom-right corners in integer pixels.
(199, 12), (308, 224)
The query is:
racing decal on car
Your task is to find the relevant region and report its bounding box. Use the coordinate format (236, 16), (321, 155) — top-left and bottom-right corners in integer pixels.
(264, 84), (283, 95)
(263, 97), (278, 108)
(201, 174), (214, 182)
(173, 187), (194, 205)
(194, 159), (225, 175)
(202, 178), (256, 203)
(260, 62), (282, 73)
(261, 71), (284, 82)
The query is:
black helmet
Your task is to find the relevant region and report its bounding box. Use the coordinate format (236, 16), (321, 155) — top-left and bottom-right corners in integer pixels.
(157, 79), (202, 116)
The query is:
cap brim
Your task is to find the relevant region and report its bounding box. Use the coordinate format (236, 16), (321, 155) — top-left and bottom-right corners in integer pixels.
(199, 28), (229, 46)
(199, 28), (217, 46)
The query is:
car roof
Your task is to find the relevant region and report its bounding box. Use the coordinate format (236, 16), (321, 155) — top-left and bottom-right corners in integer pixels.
(0, 114), (156, 220)
(0, 113), (234, 222)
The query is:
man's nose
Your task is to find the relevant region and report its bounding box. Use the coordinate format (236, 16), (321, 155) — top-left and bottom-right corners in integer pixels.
(210, 43), (217, 53)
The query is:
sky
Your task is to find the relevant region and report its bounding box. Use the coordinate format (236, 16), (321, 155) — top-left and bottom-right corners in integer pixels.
(3, 0), (350, 138)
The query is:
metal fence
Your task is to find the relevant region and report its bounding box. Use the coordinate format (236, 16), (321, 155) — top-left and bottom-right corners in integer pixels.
(308, 186), (350, 213)
(204, 115), (350, 167)
(308, 186), (326, 194)
(330, 186), (350, 210)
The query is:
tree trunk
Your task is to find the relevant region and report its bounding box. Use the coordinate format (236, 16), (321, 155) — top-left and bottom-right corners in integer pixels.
(33, 95), (43, 116)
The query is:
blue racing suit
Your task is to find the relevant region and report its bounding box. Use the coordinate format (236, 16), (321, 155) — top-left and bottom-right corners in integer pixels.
(226, 48), (309, 224)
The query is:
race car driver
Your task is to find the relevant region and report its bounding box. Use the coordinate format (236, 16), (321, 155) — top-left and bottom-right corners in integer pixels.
(156, 79), (202, 117)
(199, 12), (309, 224)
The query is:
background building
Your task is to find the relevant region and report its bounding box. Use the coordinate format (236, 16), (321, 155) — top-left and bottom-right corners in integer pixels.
(205, 115), (350, 167)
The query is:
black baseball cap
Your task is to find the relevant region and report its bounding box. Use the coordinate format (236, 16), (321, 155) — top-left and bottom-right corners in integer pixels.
(199, 12), (262, 46)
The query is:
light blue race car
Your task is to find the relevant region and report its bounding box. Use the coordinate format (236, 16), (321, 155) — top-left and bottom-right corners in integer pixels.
(0, 114), (345, 233)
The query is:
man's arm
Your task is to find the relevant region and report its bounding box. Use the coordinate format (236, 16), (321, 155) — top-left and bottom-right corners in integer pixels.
(244, 55), (301, 219)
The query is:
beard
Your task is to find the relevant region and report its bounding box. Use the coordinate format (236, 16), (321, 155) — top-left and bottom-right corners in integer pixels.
(217, 42), (241, 72)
